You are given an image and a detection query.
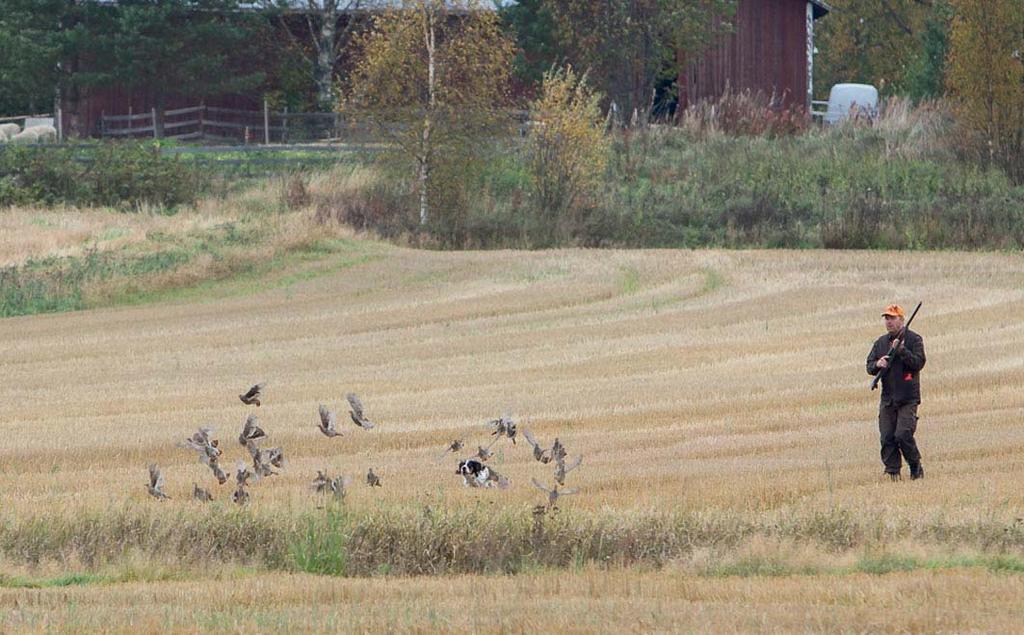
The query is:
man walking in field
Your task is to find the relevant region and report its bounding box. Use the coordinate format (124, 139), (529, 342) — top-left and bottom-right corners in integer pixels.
(866, 304), (927, 481)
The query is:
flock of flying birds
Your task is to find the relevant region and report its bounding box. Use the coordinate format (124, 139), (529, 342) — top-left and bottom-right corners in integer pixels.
(146, 382), (583, 512)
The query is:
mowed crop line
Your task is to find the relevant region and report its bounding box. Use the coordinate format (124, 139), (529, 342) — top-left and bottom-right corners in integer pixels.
(1, 246), (1023, 516)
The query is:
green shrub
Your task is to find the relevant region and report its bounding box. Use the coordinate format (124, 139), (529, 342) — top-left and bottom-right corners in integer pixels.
(0, 142), (207, 210)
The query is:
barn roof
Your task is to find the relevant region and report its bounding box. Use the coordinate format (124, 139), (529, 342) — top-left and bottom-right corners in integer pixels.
(89, 1), (512, 10)
(809, 0), (832, 20)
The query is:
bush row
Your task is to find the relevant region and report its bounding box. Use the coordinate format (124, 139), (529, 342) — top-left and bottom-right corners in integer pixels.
(320, 118), (1024, 251)
(0, 142), (206, 210)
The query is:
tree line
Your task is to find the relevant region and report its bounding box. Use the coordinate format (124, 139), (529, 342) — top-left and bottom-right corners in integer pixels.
(1, 1), (1021, 180)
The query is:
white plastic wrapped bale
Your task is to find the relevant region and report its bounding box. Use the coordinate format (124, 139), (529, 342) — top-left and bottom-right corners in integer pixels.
(29, 124), (57, 142)
(824, 84), (879, 126)
(9, 125), (57, 144)
(0, 123), (21, 141)
(8, 129), (38, 144)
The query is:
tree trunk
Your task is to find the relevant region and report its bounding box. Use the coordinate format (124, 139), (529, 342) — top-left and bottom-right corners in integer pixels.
(418, 7), (437, 225)
(154, 91), (165, 138)
(315, 4), (339, 111)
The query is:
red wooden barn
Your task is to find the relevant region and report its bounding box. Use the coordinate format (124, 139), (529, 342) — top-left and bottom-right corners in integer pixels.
(678, 0), (832, 111)
(63, 0), (832, 138)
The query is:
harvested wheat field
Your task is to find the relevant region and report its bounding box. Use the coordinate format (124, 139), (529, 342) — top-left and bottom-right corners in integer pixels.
(2, 241), (1024, 632)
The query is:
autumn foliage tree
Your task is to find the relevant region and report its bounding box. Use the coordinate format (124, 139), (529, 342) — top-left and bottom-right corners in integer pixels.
(946, 0), (1024, 182)
(344, 0), (514, 230)
(814, 0), (944, 97)
(527, 66), (609, 236)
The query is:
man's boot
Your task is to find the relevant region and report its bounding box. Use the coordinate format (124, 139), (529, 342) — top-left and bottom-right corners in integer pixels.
(887, 472), (901, 482)
(910, 462), (924, 480)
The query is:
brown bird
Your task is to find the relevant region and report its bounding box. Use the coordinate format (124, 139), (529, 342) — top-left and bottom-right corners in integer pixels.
(554, 455), (583, 486)
(489, 416), (517, 445)
(265, 447), (286, 469)
(186, 428), (228, 485)
(244, 441), (277, 478)
(550, 438), (568, 464)
(317, 404), (342, 438)
(232, 485), (250, 505)
(366, 468), (381, 487)
(476, 444), (495, 462)
(347, 393), (375, 429)
(235, 460), (257, 487)
(193, 483), (214, 502)
(312, 470), (331, 494)
(239, 382), (264, 407)
(436, 439), (464, 462)
(146, 464), (170, 500)
(532, 477), (578, 509)
(181, 427), (220, 456)
(238, 414), (266, 446)
(523, 428), (552, 464)
(254, 457), (277, 479)
(201, 453), (229, 485)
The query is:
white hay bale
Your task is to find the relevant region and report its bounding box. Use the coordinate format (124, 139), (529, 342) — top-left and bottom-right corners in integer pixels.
(0, 123), (21, 141)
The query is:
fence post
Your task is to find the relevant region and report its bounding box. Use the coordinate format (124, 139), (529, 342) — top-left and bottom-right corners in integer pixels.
(282, 107), (288, 144)
(199, 101), (205, 140)
(128, 106), (133, 136)
(54, 88), (63, 142)
(100, 110), (105, 138)
(152, 107), (158, 139)
(263, 98), (270, 145)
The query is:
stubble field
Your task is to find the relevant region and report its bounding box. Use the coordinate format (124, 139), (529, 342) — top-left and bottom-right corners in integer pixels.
(2, 239), (1024, 632)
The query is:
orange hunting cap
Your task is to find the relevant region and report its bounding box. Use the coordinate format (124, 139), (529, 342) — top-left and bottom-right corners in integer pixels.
(881, 304), (905, 318)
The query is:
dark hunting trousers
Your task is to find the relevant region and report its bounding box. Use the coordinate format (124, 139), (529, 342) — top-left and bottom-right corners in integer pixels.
(879, 401), (921, 474)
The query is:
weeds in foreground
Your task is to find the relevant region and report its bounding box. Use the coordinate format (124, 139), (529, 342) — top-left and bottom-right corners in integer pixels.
(4, 505), (1024, 578)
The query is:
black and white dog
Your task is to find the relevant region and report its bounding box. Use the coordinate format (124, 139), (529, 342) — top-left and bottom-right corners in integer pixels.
(457, 459), (509, 489)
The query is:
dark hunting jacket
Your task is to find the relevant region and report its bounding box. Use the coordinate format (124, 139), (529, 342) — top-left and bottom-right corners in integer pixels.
(866, 329), (926, 405)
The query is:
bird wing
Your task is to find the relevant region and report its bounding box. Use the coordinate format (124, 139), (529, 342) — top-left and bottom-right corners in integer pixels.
(318, 405), (336, 432)
(522, 428), (540, 450)
(563, 455), (583, 473)
(559, 487), (579, 497)
(241, 383), (264, 400)
(346, 393), (364, 419)
(148, 464), (161, 488)
(531, 477), (551, 494)
(268, 448), (285, 467)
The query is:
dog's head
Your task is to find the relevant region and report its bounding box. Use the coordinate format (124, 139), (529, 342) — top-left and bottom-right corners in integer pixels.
(457, 459), (485, 476)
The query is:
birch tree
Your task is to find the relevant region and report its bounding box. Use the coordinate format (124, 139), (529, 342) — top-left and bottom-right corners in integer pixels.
(261, 1), (368, 111)
(344, 0), (514, 225)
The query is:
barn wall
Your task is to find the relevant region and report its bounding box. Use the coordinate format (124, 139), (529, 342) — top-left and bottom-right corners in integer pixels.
(678, 0), (810, 111)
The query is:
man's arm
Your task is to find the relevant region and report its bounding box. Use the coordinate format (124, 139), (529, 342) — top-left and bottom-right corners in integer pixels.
(866, 338), (886, 375)
(896, 332), (926, 371)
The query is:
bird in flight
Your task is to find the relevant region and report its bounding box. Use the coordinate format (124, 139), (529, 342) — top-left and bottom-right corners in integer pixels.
(347, 393), (376, 429)
(318, 404), (342, 437)
(239, 382), (265, 407)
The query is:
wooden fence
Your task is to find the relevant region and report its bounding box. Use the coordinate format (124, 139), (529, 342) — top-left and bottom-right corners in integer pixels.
(99, 102), (375, 144)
